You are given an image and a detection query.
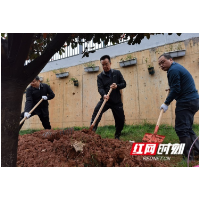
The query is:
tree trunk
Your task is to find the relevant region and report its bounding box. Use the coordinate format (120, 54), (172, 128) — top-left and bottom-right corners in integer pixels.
(1, 34), (69, 166)
(1, 79), (24, 167)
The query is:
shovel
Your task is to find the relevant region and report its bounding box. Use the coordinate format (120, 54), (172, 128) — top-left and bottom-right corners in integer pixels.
(142, 89), (170, 143)
(89, 88), (113, 131)
(19, 98), (44, 125)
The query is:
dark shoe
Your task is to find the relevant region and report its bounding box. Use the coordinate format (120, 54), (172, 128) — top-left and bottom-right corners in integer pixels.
(115, 132), (121, 140)
(179, 137), (194, 161)
(115, 136), (120, 140)
(92, 126), (97, 132)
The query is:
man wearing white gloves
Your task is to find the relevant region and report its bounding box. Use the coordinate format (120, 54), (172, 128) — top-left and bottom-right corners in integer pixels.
(159, 54), (199, 160)
(160, 103), (168, 113)
(19, 76), (55, 130)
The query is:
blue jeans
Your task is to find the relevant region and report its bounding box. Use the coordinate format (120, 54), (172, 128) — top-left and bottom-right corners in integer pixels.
(175, 99), (199, 138)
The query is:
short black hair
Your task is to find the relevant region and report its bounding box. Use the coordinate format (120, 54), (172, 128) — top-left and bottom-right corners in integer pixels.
(35, 76), (40, 80)
(159, 53), (172, 59)
(100, 55), (111, 63)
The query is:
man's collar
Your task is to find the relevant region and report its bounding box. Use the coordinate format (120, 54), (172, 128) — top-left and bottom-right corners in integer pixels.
(167, 62), (175, 72)
(102, 69), (113, 75)
(170, 61), (175, 68)
(32, 83), (43, 90)
(39, 83), (44, 90)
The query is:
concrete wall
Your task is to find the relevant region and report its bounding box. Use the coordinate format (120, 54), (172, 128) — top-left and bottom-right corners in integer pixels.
(21, 36), (199, 130)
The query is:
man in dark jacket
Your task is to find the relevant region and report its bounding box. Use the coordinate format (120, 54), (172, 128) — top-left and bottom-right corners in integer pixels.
(90, 55), (126, 139)
(19, 76), (55, 130)
(158, 54), (199, 160)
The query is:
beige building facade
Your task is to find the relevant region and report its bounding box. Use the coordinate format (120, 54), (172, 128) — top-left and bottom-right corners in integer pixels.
(21, 37), (199, 130)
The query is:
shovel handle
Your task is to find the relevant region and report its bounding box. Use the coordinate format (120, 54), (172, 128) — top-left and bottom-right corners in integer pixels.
(91, 88), (113, 127)
(154, 89), (170, 134)
(19, 98), (44, 125)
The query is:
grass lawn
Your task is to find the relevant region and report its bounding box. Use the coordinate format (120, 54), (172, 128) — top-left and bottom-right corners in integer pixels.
(77, 123), (198, 144)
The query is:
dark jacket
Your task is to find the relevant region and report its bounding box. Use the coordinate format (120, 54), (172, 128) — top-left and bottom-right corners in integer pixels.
(97, 69), (126, 104)
(165, 62), (199, 105)
(24, 83), (55, 117)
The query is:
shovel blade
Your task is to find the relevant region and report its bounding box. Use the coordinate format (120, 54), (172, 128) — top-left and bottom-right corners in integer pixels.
(142, 133), (165, 143)
(89, 125), (94, 132)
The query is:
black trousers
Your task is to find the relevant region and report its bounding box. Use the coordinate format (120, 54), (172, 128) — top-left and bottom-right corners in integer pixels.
(175, 99), (199, 157)
(91, 100), (125, 135)
(19, 111), (51, 130)
(175, 99), (199, 138)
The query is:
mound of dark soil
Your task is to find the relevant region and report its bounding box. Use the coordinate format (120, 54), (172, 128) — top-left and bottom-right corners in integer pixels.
(17, 129), (169, 167)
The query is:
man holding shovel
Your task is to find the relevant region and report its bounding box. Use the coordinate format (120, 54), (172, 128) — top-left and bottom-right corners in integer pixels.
(19, 76), (55, 130)
(90, 55), (126, 139)
(158, 54), (199, 160)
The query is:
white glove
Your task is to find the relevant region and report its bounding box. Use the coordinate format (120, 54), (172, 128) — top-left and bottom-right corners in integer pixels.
(24, 112), (31, 118)
(160, 104), (168, 113)
(42, 96), (48, 100)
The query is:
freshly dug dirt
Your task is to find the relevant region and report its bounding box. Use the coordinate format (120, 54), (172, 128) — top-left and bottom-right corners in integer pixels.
(17, 129), (170, 167)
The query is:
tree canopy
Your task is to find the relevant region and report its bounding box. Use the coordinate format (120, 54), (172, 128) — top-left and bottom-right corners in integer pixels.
(1, 33), (182, 61)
